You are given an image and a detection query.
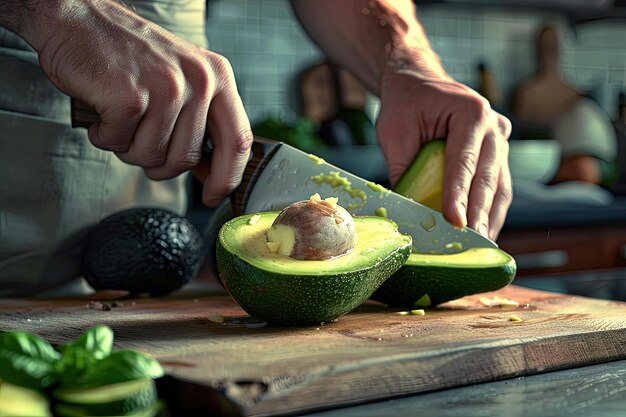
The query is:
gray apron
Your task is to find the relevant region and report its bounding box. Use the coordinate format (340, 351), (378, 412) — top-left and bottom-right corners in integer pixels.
(0, 0), (207, 296)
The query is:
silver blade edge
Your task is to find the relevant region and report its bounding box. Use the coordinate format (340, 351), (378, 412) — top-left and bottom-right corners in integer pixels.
(243, 144), (497, 254)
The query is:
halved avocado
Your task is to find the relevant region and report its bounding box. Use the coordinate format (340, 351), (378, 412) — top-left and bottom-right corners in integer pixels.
(372, 247), (517, 308)
(394, 139), (446, 211)
(217, 212), (412, 325)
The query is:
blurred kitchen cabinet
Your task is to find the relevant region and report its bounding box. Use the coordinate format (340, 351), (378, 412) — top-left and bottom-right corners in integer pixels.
(498, 226), (626, 277)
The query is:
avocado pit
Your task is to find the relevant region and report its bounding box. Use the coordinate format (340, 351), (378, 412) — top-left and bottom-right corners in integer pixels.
(266, 194), (356, 260)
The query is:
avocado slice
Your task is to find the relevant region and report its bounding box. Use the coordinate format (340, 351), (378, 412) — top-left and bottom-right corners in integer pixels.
(394, 139), (446, 211)
(372, 248), (517, 308)
(217, 212), (412, 325)
(82, 208), (204, 296)
(0, 381), (51, 417)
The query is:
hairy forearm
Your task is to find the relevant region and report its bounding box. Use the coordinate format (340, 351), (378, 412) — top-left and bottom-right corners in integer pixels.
(0, 0), (76, 51)
(0, 0), (35, 34)
(291, 0), (448, 96)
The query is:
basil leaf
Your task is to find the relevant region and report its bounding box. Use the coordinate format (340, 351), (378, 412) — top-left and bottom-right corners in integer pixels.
(0, 331), (60, 389)
(56, 345), (98, 385)
(67, 326), (113, 360)
(67, 350), (163, 388)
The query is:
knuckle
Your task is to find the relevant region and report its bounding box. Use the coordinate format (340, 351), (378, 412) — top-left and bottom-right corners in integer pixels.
(466, 95), (491, 121)
(233, 129), (253, 154)
(139, 150), (167, 169)
(162, 69), (185, 105)
(122, 93), (147, 118)
(498, 114), (513, 139)
(452, 182), (470, 197)
(450, 149), (479, 178)
(497, 187), (514, 207)
(193, 63), (212, 99)
(211, 54), (235, 84)
(476, 172), (498, 193)
(175, 151), (202, 171)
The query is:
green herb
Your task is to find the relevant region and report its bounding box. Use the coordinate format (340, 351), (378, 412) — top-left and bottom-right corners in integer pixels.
(66, 326), (113, 360)
(0, 326), (162, 391)
(0, 331), (60, 389)
(56, 326), (114, 385)
(71, 350), (164, 388)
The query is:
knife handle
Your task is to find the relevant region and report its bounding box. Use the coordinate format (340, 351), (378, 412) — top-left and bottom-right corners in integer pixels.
(70, 99), (281, 216)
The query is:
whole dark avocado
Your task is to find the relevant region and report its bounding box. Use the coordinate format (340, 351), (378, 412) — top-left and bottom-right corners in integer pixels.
(82, 208), (204, 296)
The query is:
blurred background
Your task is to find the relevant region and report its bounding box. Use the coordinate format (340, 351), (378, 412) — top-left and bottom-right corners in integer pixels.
(190, 0), (626, 300)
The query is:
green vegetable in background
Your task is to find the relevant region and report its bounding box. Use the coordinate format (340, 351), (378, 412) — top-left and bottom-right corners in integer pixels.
(0, 331), (60, 389)
(252, 116), (326, 152)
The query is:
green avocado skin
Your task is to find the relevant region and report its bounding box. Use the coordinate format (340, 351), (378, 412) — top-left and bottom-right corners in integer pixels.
(82, 208), (204, 296)
(217, 237), (411, 326)
(371, 260), (517, 308)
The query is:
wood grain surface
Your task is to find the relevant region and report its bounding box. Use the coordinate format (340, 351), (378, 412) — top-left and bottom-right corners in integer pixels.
(2, 285), (626, 416)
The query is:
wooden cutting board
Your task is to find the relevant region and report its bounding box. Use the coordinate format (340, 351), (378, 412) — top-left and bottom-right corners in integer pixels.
(2, 285), (626, 416)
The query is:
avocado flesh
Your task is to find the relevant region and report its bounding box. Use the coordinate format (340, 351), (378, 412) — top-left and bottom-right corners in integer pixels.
(217, 212), (412, 325)
(372, 248), (517, 307)
(394, 140), (446, 211)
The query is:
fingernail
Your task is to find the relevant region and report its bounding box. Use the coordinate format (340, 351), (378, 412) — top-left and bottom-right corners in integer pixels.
(478, 223), (489, 238)
(456, 202), (467, 227)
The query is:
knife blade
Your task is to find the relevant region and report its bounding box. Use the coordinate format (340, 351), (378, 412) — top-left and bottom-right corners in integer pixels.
(69, 100), (496, 253)
(241, 140), (497, 254)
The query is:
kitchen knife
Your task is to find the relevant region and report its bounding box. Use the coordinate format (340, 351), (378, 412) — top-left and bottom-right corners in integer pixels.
(71, 100), (497, 254)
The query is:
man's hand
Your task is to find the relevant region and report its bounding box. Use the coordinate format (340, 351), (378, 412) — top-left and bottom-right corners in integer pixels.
(291, 0), (513, 239)
(3, 0), (251, 206)
(377, 73), (512, 239)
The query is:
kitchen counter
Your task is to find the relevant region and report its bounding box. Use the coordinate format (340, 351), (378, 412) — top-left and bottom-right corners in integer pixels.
(310, 359), (626, 417)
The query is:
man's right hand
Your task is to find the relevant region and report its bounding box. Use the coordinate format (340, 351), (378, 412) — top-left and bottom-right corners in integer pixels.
(17, 0), (252, 207)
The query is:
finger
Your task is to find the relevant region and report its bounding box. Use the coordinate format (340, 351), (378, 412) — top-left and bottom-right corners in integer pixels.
(466, 129), (501, 238)
(488, 141), (513, 240)
(88, 98), (146, 153)
(144, 97), (209, 180)
(441, 99), (490, 228)
(191, 159), (211, 183)
(375, 106), (421, 186)
(117, 94), (183, 169)
(202, 87), (253, 207)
